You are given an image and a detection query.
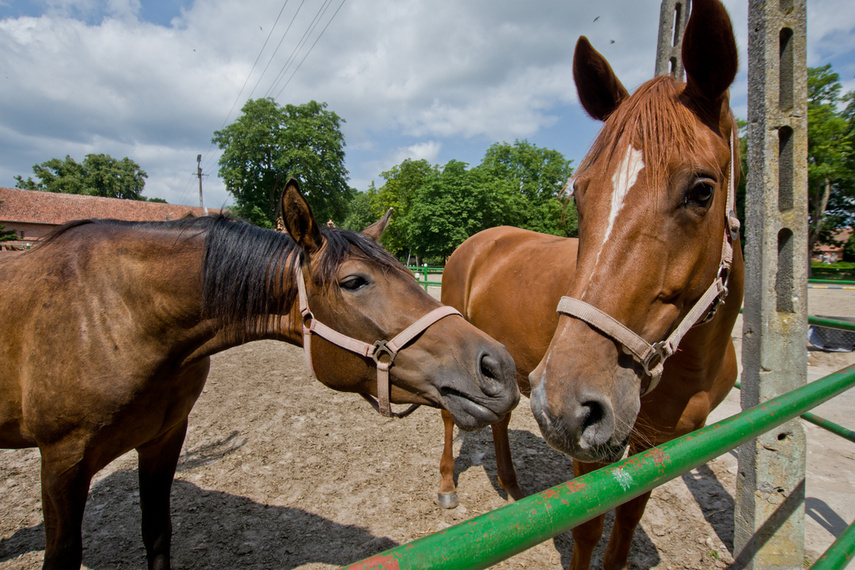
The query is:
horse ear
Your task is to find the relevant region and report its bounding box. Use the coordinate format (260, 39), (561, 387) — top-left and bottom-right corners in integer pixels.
(362, 208), (393, 242)
(681, 0), (738, 128)
(573, 36), (630, 122)
(279, 178), (323, 252)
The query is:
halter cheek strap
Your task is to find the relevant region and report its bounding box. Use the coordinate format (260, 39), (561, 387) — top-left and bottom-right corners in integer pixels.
(295, 266), (461, 417)
(557, 130), (740, 396)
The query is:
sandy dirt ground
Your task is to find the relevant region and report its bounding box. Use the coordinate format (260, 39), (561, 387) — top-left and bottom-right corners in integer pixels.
(1, 286), (853, 569)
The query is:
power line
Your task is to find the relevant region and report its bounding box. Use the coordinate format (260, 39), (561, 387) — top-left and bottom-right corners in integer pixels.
(198, 0), (294, 176)
(271, 0), (348, 100)
(246, 0), (309, 102)
(264, 0), (335, 98)
(222, 0), (292, 130)
(199, 0), (349, 186)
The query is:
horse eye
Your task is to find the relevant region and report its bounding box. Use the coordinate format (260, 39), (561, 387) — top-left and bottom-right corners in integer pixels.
(684, 180), (715, 207)
(340, 275), (369, 291)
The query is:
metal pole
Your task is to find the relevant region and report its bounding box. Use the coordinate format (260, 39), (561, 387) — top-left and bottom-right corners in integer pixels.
(343, 366), (855, 570)
(737, 0), (809, 567)
(655, 0), (691, 79)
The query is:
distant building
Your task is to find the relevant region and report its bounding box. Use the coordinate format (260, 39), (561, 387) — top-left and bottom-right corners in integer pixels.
(812, 227), (853, 263)
(0, 187), (225, 250)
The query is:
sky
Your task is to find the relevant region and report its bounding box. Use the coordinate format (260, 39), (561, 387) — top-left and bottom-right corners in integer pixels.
(1, 0), (854, 212)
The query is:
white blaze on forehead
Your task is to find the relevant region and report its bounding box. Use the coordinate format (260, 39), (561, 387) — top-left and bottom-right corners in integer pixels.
(585, 145), (644, 290)
(602, 145), (644, 247)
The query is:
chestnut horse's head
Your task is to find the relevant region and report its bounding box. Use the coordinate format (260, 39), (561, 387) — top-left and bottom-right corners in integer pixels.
(529, 0), (740, 462)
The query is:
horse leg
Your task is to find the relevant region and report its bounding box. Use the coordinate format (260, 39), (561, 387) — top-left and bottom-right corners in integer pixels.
(490, 412), (523, 501)
(39, 445), (92, 570)
(437, 409), (459, 508)
(136, 419), (188, 570)
(600, 490), (651, 570)
(569, 460), (607, 570)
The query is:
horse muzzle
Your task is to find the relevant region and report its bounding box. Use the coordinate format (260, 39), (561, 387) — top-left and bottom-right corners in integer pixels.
(440, 345), (519, 431)
(529, 356), (638, 463)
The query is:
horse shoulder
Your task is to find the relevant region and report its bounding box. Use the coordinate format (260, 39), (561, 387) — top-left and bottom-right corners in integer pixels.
(445, 228), (579, 385)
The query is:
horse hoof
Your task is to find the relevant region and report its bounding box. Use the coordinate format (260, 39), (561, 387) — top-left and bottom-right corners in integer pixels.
(437, 492), (459, 509)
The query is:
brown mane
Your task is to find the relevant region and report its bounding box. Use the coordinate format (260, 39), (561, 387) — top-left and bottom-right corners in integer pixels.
(576, 75), (738, 192)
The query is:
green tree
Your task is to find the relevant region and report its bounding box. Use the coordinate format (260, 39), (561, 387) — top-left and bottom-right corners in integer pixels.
(476, 140), (576, 236)
(0, 200), (16, 242)
(371, 159), (440, 258)
(213, 98), (352, 227)
(407, 160), (526, 262)
(15, 154), (147, 200)
(807, 64), (855, 256)
(342, 188), (377, 232)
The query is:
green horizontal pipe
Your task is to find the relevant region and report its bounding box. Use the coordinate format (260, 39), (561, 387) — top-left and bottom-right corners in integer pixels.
(808, 278), (855, 285)
(343, 365), (855, 570)
(801, 411), (855, 444)
(733, 381), (855, 445)
(811, 519), (855, 570)
(808, 315), (855, 333)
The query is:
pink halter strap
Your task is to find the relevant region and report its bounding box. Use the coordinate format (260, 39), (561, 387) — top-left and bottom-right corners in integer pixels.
(295, 265), (461, 417)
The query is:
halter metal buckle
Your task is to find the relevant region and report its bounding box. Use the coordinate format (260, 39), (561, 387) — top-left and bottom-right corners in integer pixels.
(372, 340), (396, 366)
(728, 209), (740, 241)
(642, 341), (668, 377)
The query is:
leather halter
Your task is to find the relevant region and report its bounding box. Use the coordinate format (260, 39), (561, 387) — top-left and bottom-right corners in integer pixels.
(295, 265), (462, 417)
(557, 131), (740, 396)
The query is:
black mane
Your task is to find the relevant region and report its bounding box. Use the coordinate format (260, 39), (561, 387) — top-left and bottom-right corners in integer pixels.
(200, 215), (403, 338)
(37, 215), (403, 339)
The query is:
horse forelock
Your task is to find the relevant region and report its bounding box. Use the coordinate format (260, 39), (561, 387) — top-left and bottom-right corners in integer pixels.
(576, 76), (728, 195)
(312, 228), (404, 288)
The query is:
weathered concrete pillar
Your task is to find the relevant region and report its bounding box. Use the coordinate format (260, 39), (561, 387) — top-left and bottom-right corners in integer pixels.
(735, 0), (809, 568)
(655, 0), (691, 79)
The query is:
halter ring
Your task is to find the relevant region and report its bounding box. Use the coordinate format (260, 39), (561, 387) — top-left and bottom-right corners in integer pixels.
(371, 340), (396, 366)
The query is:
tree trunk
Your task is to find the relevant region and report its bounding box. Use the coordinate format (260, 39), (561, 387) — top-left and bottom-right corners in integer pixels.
(808, 178), (832, 278)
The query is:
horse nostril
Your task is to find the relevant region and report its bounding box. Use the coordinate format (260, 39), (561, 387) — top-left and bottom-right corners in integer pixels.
(478, 352), (503, 395)
(579, 398), (614, 447)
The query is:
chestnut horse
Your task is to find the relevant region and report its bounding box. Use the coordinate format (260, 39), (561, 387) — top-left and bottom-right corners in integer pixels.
(0, 179), (519, 570)
(438, 0), (742, 567)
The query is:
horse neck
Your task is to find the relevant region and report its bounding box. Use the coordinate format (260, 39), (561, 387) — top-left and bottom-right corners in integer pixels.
(98, 223), (304, 366)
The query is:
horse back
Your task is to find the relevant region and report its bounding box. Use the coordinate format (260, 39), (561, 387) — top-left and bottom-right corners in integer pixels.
(0, 224), (207, 450)
(442, 227), (579, 393)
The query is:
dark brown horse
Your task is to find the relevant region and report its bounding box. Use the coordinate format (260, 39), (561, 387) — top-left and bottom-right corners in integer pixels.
(438, 0), (742, 567)
(0, 179), (519, 569)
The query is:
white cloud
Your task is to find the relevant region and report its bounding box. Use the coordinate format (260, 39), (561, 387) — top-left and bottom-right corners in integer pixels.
(0, 0), (853, 207)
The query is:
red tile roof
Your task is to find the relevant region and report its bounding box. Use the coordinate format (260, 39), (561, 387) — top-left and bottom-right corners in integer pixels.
(0, 187), (223, 225)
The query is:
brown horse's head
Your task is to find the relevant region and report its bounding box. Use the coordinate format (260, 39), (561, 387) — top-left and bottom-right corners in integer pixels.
(277, 180), (519, 430)
(529, 0), (740, 462)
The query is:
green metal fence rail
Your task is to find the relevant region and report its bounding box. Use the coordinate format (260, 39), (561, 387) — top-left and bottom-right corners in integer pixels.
(342, 364), (855, 570)
(809, 315), (855, 333)
(813, 518), (855, 570)
(810, 267), (855, 281)
(407, 266), (443, 292)
(733, 381), (855, 445)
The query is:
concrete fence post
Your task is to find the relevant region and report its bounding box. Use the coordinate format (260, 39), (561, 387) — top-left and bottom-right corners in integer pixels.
(735, 0), (809, 568)
(655, 0), (691, 79)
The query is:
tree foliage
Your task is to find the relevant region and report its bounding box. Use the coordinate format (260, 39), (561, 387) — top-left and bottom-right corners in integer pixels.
(358, 140), (575, 264)
(213, 98), (353, 227)
(807, 64), (855, 253)
(15, 154), (148, 200)
(0, 200), (15, 241)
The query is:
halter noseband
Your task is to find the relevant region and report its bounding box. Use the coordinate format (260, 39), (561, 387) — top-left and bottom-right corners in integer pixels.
(557, 130), (740, 396)
(295, 265), (461, 417)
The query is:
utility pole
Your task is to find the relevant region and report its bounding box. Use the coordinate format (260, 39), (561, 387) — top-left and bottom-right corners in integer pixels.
(196, 154), (208, 216)
(655, 0), (691, 80)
